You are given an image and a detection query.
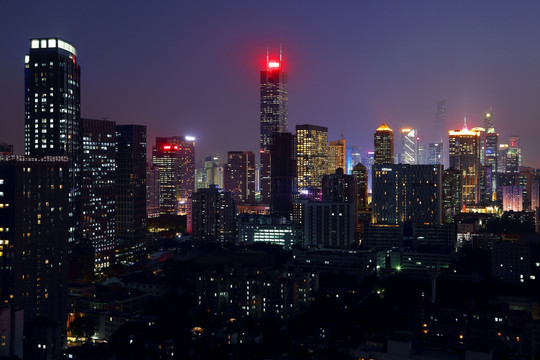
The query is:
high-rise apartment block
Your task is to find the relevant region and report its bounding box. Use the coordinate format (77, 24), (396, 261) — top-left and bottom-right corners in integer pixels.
(224, 151), (255, 204)
(260, 53), (288, 204)
(304, 202), (355, 248)
(0, 156), (70, 358)
(81, 119), (117, 273)
(152, 136), (195, 215)
(191, 185), (236, 243)
(296, 124), (328, 196)
(372, 164), (442, 225)
(374, 124), (394, 165)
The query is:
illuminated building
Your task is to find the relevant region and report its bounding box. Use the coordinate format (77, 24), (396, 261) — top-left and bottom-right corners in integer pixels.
(146, 164), (160, 218)
(449, 123), (481, 205)
(304, 201), (355, 248)
(498, 143), (509, 173)
(400, 128), (418, 164)
(484, 111), (499, 196)
(328, 134), (346, 174)
(346, 145), (362, 174)
(472, 126), (486, 165)
(506, 136), (521, 173)
(236, 214), (300, 249)
(374, 123), (394, 165)
(502, 185), (523, 212)
(296, 124), (328, 195)
(224, 151), (255, 204)
(428, 142), (442, 165)
(0, 156), (69, 358)
(260, 50), (288, 204)
(205, 154), (222, 188)
(116, 125), (147, 264)
(365, 151), (375, 193)
(152, 136), (195, 215)
(24, 37), (81, 245)
(372, 164), (443, 225)
(270, 132), (296, 220)
(191, 185), (236, 243)
(81, 118), (116, 274)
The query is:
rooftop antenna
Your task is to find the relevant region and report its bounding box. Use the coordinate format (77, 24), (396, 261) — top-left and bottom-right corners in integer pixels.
(266, 45), (269, 63)
(463, 117), (467, 130)
(280, 43), (283, 61)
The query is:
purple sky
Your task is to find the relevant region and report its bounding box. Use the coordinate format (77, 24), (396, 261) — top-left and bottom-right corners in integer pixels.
(2, 1), (540, 167)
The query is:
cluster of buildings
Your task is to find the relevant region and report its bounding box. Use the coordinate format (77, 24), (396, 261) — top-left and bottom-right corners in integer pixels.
(2, 37), (540, 359)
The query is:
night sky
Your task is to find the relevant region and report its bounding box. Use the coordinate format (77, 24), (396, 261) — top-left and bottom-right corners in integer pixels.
(2, 1), (540, 166)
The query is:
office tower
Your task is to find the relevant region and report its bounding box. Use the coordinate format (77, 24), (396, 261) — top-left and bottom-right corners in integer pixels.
(116, 125), (147, 264)
(322, 168), (354, 203)
(328, 134), (346, 174)
(270, 132), (296, 219)
(24, 37), (81, 244)
(191, 185), (236, 243)
(146, 164), (160, 218)
(449, 124), (481, 205)
(442, 168), (462, 222)
(498, 143), (509, 173)
(0, 156), (69, 359)
(346, 145), (362, 174)
(260, 51), (288, 204)
(531, 176), (540, 210)
(224, 151), (255, 204)
(507, 136), (521, 172)
(472, 126), (486, 166)
(296, 124), (328, 196)
(0, 143), (13, 155)
(417, 137), (427, 165)
(372, 164), (443, 225)
(428, 143), (443, 165)
(304, 202), (355, 248)
(81, 118), (116, 273)
(365, 151), (375, 193)
(484, 111), (499, 196)
(435, 100), (446, 166)
(480, 165), (494, 204)
(400, 128), (418, 164)
(352, 163), (368, 212)
(152, 136), (195, 215)
(503, 185), (523, 212)
(205, 154), (222, 188)
(374, 123), (394, 165)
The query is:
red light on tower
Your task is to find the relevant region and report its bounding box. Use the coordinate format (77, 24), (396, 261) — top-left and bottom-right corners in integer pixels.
(163, 145), (171, 150)
(267, 61), (280, 69)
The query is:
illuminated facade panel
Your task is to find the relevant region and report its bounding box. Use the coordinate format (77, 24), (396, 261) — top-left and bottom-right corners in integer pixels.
(295, 124), (328, 194)
(328, 135), (346, 174)
(449, 127), (481, 205)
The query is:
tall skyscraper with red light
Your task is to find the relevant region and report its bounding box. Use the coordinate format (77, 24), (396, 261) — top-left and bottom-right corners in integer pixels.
(260, 49), (288, 204)
(152, 136), (195, 215)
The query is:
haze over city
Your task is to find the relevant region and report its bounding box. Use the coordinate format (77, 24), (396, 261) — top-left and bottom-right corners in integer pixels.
(2, 1), (540, 166)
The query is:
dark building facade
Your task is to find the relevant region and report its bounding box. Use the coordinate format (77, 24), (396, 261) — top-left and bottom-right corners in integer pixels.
(270, 132), (296, 220)
(191, 185), (236, 243)
(24, 37), (81, 245)
(260, 55), (288, 204)
(372, 164), (443, 225)
(81, 119), (116, 274)
(116, 125), (147, 264)
(224, 151), (255, 204)
(0, 156), (70, 359)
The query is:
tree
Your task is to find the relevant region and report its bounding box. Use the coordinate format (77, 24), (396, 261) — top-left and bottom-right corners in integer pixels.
(69, 316), (96, 341)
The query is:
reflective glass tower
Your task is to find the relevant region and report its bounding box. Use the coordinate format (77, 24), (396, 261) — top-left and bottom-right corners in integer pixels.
(260, 50), (288, 204)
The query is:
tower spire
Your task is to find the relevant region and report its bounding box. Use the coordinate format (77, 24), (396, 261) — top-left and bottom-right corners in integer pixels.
(280, 43), (282, 61)
(266, 45), (269, 63)
(463, 117), (467, 130)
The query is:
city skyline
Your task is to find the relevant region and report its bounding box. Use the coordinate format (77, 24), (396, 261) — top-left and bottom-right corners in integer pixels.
(2, 2), (540, 167)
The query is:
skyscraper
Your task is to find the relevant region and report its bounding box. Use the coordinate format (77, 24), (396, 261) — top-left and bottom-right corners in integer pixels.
(81, 118), (116, 274)
(372, 164), (442, 225)
(224, 151), (256, 204)
(400, 128), (418, 164)
(152, 136), (195, 215)
(0, 156), (70, 359)
(484, 110), (499, 199)
(116, 125), (147, 264)
(191, 185), (236, 243)
(435, 100), (446, 166)
(270, 132), (296, 219)
(374, 123), (394, 165)
(260, 50), (288, 204)
(146, 164), (160, 218)
(449, 123), (481, 205)
(328, 134), (346, 174)
(296, 124), (328, 196)
(346, 145), (362, 174)
(24, 37), (81, 244)
(428, 143), (443, 165)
